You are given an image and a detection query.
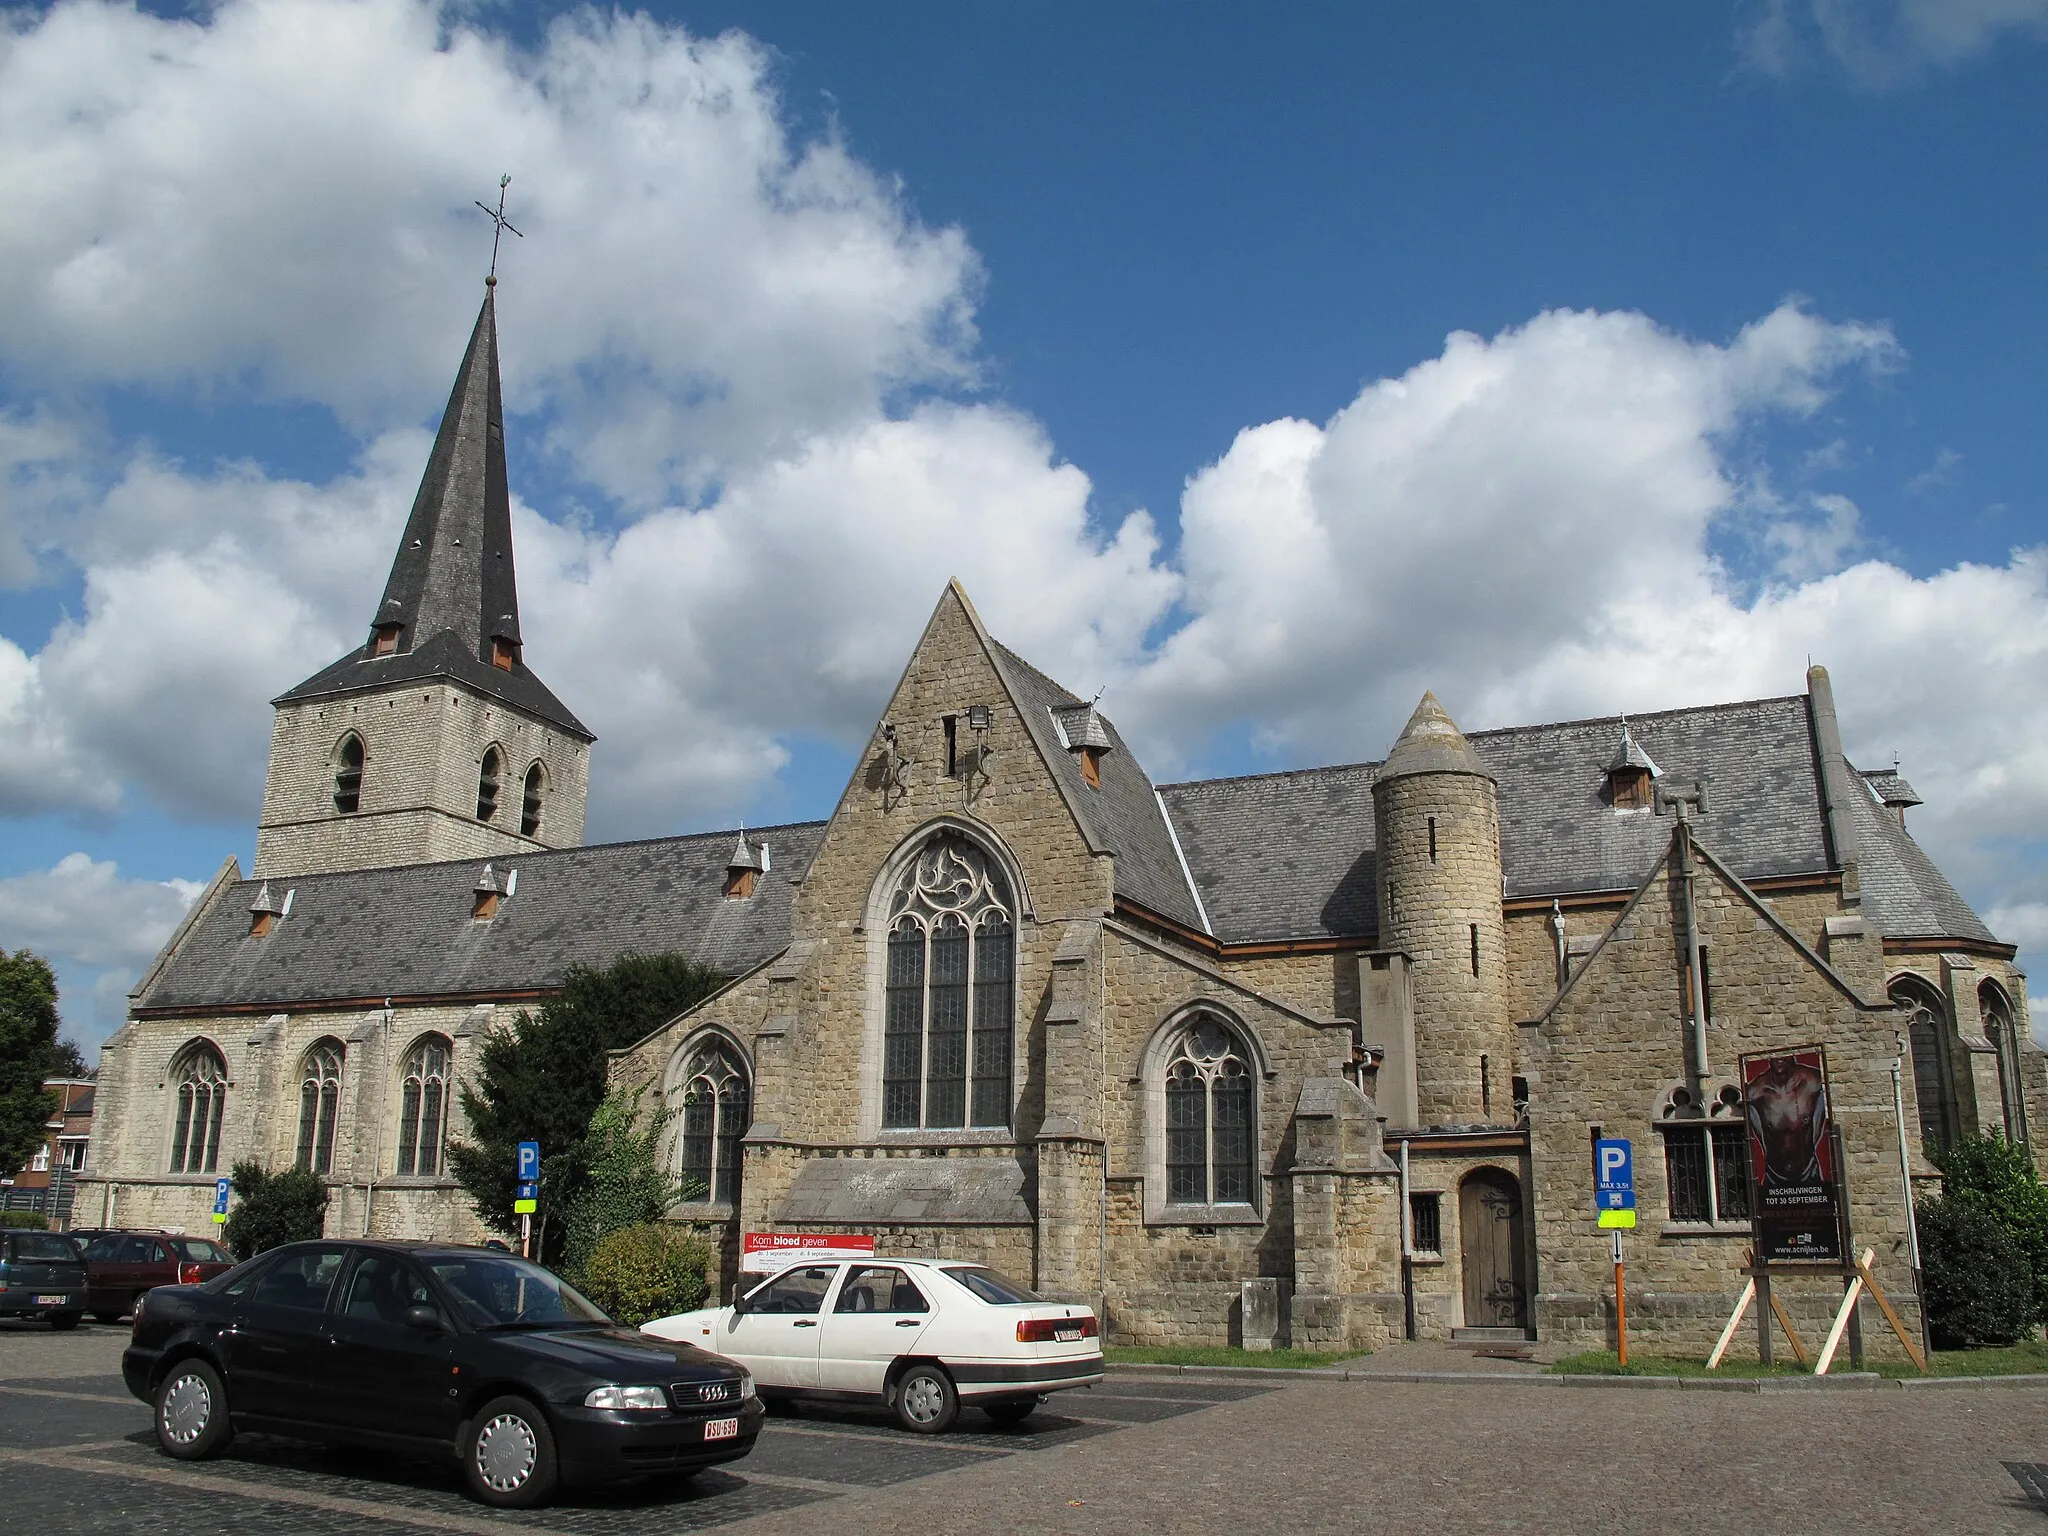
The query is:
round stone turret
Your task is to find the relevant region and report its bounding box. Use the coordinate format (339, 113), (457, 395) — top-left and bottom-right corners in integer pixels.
(1373, 692), (1514, 1127)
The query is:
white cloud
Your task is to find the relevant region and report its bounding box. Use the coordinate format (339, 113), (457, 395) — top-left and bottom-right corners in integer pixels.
(1740, 0), (2048, 85)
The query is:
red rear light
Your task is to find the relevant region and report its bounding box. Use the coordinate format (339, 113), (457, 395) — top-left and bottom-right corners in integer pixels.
(179, 1262), (204, 1285)
(1016, 1316), (1098, 1343)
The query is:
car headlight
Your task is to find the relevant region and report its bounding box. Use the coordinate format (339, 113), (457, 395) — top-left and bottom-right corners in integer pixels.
(583, 1385), (668, 1411)
(739, 1372), (756, 1400)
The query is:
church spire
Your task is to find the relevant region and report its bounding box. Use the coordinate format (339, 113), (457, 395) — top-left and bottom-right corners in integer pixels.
(368, 287), (521, 669)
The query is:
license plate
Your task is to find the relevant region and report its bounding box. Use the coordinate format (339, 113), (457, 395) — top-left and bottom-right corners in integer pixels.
(703, 1417), (740, 1440)
(1055, 1328), (1084, 1342)
(35, 1295), (65, 1306)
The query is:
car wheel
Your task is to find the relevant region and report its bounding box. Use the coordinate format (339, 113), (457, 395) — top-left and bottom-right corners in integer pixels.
(155, 1360), (234, 1460)
(49, 1312), (81, 1331)
(893, 1364), (959, 1434)
(982, 1396), (1039, 1425)
(463, 1395), (559, 1509)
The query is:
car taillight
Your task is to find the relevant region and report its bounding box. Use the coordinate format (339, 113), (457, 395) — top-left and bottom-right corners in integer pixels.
(1016, 1316), (1098, 1343)
(179, 1262), (204, 1285)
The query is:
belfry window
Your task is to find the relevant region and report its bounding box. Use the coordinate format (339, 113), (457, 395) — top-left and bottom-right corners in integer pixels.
(673, 1039), (750, 1206)
(294, 1040), (344, 1175)
(396, 1036), (451, 1177)
(168, 1043), (229, 1174)
(333, 734), (365, 814)
(476, 746), (502, 821)
(520, 763), (545, 837)
(1163, 1014), (1256, 1206)
(881, 834), (1015, 1130)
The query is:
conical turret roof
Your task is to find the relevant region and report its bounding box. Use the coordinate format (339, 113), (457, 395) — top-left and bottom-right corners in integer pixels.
(274, 285), (589, 739)
(1375, 692), (1493, 784)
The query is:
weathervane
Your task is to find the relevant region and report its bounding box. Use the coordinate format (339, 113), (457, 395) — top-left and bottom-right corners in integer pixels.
(475, 174), (524, 285)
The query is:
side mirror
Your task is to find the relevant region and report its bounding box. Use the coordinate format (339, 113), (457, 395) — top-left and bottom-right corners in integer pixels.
(730, 1285), (749, 1315)
(403, 1304), (446, 1331)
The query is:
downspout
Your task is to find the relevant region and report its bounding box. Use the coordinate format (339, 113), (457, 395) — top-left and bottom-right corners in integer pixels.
(1893, 1033), (1934, 1362)
(1676, 817), (1711, 1111)
(1399, 1138), (1415, 1341)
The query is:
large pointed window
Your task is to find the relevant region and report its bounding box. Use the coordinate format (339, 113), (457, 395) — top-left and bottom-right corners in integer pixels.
(294, 1040), (345, 1175)
(1162, 1014), (1256, 1207)
(396, 1035), (451, 1177)
(333, 734), (365, 814)
(1892, 977), (1958, 1157)
(169, 1043), (229, 1174)
(882, 834), (1015, 1130)
(672, 1039), (750, 1206)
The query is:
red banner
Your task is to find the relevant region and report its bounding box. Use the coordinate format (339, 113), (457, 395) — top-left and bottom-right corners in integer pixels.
(740, 1232), (876, 1274)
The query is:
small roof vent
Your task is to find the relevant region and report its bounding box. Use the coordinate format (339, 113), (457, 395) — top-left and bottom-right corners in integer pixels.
(1607, 720), (1661, 776)
(1862, 764), (1921, 824)
(248, 882), (287, 937)
(725, 830), (762, 898)
(473, 863), (507, 920)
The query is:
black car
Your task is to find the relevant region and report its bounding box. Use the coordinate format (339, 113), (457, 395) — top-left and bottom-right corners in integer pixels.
(121, 1240), (763, 1507)
(0, 1228), (87, 1327)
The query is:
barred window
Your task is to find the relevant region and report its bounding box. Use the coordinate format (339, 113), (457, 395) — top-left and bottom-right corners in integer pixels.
(1410, 1191), (1442, 1254)
(333, 734), (364, 814)
(673, 1039), (750, 1206)
(294, 1039), (344, 1175)
(169, 1043), (228, 1174)
(396, 1036), (451, 1177)
(881, 835), (1015, 1130)
(1663, 1123), (1750, 1223)
(1162, 1015), (1256, 1207)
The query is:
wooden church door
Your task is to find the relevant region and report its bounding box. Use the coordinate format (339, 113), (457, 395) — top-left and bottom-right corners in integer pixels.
(1459, 1169), (1529, 1329)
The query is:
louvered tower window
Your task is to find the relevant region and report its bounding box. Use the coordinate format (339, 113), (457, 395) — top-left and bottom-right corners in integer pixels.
(333, 734), (365, 814)
(476, 746), (502, 821)
(521, 762), (545, 837)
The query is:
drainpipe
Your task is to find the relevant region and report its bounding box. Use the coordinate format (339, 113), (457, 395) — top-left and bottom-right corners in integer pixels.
(1892, 1032), (1934, 1363)
(1399, 1138), (1415, 1341)
(1675, 817), (1710, 1110)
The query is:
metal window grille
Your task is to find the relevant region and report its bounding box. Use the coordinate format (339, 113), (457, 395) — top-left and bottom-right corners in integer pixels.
(1664, 1129), (1711, 1222)
(397, 1037), (450, 1177)
(1410, 1192), (1442, 1253)
(170, 1046), (227, 1174)
(1709, 1124), (1750, 1221)
(295, 1040), (343, 1175)
(1163, 1016), (1256, 1209)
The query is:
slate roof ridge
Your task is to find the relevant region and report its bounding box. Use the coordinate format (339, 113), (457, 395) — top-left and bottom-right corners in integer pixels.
(1459, 692), (1810, 745)
(1161, 758), (1380, 794)
(989, 641), (1086, 706)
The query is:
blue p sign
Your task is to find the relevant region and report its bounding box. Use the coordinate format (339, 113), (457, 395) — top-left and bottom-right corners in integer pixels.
(212, 1176), (232, 1215)
(517, 1141), (540, 1182)
(1595, 1138), (1633, 1196)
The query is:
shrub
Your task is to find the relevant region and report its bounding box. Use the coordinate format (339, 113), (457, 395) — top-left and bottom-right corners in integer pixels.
(1934, 1133), (2048, 1324)
(1918, 1193), (2036, 1348)
(221, 1161), (330, 1260)
(560, 1085), (692, 1282)
(580, 1223), (710, 1327)
(0, 1210), (49, 1229)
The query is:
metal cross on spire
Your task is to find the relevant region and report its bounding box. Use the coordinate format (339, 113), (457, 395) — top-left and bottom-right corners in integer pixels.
(475, 174), (524, 284)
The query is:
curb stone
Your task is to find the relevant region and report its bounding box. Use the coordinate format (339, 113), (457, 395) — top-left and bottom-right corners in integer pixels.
(1105, 1362), (2048, 1391)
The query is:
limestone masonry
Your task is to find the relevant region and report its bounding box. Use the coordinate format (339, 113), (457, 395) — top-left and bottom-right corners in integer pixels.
(86, 285), (2041, 1357)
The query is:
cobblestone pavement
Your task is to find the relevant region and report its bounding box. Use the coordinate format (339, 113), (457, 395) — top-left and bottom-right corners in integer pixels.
(10, 1323), (2048, 1534)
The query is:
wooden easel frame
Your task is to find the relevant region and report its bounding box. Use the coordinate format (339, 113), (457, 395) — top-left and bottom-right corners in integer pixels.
(1708, 1246), (1926, 1372)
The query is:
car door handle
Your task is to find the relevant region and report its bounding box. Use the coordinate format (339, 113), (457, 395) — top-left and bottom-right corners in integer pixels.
(793, 1319), (817, 1328)
(895, 1319), (920, 1327)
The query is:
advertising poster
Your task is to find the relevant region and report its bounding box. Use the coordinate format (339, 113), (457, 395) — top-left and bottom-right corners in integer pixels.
(741, 1231), (877, 1275)
(1740, 1047), (1844, 1263)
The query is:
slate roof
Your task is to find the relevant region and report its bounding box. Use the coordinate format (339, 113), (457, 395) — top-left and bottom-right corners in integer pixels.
(274, 289), (589, 740)
(1158, 693), (1997, 949)
(133, 821), (825, 1014)
(991, 643), (1208, 932)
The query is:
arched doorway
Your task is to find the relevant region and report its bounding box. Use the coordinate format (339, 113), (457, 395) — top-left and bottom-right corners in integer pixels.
(1459, 1168), (1529, 1330)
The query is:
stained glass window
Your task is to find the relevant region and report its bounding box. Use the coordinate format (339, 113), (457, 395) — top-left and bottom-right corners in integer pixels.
(673, 1039), (750, 1206)
(295, 1039), (344, 1175)
(1161, 1016), (1257, 1207)
(396, 1036), (451, 1177)
(169, 1043), (228, 1174)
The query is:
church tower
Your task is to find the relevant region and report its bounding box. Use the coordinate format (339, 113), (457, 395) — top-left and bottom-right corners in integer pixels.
(1373, 693), (1513, 1127)
(253, 283), (593, 879)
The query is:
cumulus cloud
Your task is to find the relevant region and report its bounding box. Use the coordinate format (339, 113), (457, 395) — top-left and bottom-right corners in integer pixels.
(1739, 0), (2048, 86)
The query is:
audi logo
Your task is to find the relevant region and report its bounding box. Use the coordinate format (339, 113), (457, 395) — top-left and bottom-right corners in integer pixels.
(690, 1381), (733, 1402)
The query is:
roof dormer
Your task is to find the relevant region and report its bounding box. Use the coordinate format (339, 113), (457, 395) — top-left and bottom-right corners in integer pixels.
(1861, 765), (1922, 826)
(1051, 702), (1113, 789)
(248, 882), (291, 937)
(1604, 721), (1660, 810)
(473, 862), (513, 920)
(725, 831), (766, 899)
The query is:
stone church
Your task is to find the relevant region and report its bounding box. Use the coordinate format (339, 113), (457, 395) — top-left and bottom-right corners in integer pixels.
(85, 285), (2042, 1353)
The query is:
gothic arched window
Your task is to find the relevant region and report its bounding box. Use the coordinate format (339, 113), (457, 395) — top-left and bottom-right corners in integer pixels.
(1892, 977), (1957, 1157)
(294, 1039), (344, 1175)
(333, 734), (365, 814)
(520, 762), (545, 838)
(1162, 1014), (1256, 1207)
(169, 1043), (228, 1174)
(396, 1035), (452, 1177)
(476, 746), (503, 822)
(672, 1039), (750, 1206)
(1981, 981), (2027, 1143)
(881, 834), (1015, 1130)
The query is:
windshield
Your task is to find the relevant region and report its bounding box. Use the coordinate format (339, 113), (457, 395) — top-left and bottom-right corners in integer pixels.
(944, 1265), (1040, 1305)
(7, 1233), (81, 1263)
(424, 1253), (611, 1330)
(172, 1238), (230, 1263)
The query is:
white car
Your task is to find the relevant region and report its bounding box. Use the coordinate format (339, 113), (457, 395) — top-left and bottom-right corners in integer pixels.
(641, 1258), (1103, 1433)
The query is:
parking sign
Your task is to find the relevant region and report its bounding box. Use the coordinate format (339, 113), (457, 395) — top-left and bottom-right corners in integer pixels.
(1594, 1137), (1636, 1230)
(515, 1142), (540, 1214)
(212, 1175), (231, 1225)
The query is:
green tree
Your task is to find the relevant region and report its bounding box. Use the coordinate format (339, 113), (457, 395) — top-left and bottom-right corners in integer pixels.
(0, 951), (63, 1180)
(1917, 1193), (2037, 1348)
(48, 1038), (89, 1079)
(1934, 1132), (2048, 1324)
(446, 952), (727, 1261)
(221, 1161), (331, 1260)
(560, 1085), (696, 1281)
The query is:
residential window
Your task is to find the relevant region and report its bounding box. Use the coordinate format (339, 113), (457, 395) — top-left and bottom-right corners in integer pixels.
(520, 763), (545, 838)
(673, 1039), (750, 1206)
(881, 834), (1015, 1130)
(1163, 1014), (1256, 1207)
(1663, 1123), (1750, 1223)
(169, 1043), (229, 1174)
(295, 1039), (344, 1175)
(396, 1036), (451, 1177)
(1410, 1191), (1442, 1254)
(61, 1140), (86, 1172)
(476, 746), (502, 821)
(333, 734), (365, 814)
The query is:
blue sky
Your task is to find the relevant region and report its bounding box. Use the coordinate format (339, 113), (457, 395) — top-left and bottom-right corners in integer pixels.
(1, 1), (2044, 1047)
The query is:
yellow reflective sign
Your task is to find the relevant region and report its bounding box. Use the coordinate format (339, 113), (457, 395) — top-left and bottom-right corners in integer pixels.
(1597, 1208), (1637, 1229)
(514, 1198), (538, 1214)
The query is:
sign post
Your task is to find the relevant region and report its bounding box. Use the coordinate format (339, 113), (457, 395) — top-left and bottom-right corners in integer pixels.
(1594, 1136), (1635, 1367)
(212, 1176), (231, 1228)
(516, 1141), (540, 1259)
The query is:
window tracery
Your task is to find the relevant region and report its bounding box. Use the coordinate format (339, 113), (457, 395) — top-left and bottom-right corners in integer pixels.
(396, 1035), (451, 1177)
(295, 1039), (344, 1175)
(1162, 1014), (1255, 1206)
(169, 1043), (228, 1174)
(881, 834), (1015, 1130)
(672, 1039), (750, 1206)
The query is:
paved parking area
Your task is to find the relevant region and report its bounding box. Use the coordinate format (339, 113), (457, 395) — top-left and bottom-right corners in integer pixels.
(0, 1322), (1266, 1535)
(11, 1321), (2048, 1534)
